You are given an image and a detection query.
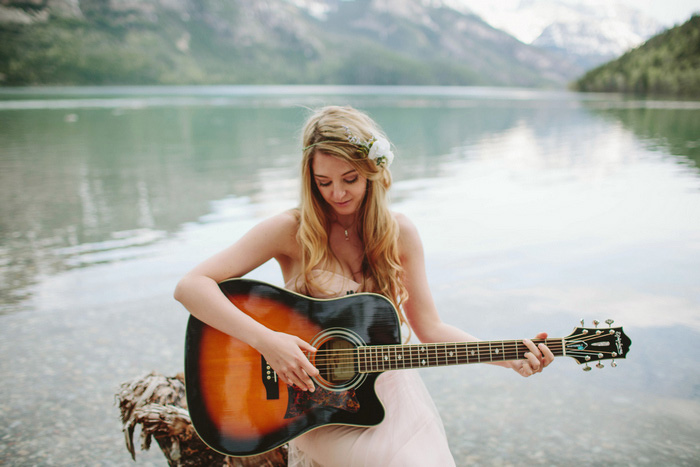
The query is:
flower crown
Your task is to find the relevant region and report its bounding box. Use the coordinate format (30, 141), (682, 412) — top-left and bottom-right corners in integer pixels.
(304, 126), (394, 168)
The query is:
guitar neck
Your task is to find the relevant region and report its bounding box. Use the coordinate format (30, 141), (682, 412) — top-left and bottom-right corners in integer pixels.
(357, 338), (565, 373)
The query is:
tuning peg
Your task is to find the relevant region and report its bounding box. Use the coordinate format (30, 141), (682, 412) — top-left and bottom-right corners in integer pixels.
(583, 363), (592, 372)
(596, 362), (604, 369)
(611, 361), (617, 368)
(605, 319), (614, 328)
(593, 319), (600, 328)
(580, 318), (585, 327)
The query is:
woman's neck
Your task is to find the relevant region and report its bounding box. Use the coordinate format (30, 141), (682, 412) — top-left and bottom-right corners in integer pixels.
(334, 213), (358, 230)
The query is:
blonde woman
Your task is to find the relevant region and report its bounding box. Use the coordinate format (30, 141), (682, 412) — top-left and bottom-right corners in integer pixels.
(174, 106), (554, 466)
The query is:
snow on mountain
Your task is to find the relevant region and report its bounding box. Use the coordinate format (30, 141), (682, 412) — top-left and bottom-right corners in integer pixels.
(283, 0), (665, 72)
(449, 0), (666, 67)
(285, 0), (333, 20)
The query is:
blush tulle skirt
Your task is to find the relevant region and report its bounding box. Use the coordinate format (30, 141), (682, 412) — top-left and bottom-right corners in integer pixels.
(288, 369), (455, 467)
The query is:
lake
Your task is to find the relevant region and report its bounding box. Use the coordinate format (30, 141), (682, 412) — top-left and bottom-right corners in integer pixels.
(1, 86), (699, 465)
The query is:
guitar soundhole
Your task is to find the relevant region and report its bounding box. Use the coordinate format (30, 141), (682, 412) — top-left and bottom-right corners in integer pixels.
(310, 329), (366, 392)
(317, 337), (356, 384)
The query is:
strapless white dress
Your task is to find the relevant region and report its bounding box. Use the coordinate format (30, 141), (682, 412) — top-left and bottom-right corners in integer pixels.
(285, 271), (455, 467)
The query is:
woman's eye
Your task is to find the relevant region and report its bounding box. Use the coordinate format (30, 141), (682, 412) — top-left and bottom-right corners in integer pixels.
(345, 177), (358, 184)
(318, 181), (331, 187)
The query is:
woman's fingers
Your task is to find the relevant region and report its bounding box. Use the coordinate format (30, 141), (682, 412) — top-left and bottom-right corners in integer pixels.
(292, 337), (319, 391)
(539, 341), (555, 366)
(264, 333), (318, 392)
(519, 334), (554, 377)
(523, 338), (543, 372)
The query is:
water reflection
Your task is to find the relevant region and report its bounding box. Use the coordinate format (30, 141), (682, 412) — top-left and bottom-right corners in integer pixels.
(586, 104), (700, 171)
(0, 105), (303, 308)
(1, 89), (699, 316)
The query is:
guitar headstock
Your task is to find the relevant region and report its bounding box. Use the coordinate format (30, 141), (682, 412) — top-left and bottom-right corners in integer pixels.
(564, 319), (631, 371)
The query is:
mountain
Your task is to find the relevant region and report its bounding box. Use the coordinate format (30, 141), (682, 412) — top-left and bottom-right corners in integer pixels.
(573, 14), (700, 97)
(0, 0), (582, 87)
(453, 0), (665, 69)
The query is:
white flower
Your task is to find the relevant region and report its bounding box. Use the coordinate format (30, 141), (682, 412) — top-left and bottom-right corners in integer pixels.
(368, 135), (394, 168)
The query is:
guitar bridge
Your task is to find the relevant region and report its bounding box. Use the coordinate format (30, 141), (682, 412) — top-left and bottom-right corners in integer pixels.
(261, 356), (280, 400)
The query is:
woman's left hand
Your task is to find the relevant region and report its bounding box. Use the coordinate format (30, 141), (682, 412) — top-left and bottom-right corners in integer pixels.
(512, 332), (555, 377)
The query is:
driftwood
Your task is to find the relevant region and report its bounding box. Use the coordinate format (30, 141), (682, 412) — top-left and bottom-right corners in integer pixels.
(116, 371), (287, 466)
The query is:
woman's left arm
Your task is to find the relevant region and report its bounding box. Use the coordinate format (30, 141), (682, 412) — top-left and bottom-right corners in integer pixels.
(396, 213), (554, 377)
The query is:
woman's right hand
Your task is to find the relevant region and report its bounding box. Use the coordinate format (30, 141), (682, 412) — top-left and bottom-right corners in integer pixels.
(255, 331), (319, 392)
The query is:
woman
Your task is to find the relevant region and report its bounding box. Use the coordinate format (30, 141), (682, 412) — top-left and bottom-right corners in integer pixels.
(174, 106), (554, 466)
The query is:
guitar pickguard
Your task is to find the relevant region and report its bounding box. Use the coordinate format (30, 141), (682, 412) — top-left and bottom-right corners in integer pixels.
(285, 386), (360, 418)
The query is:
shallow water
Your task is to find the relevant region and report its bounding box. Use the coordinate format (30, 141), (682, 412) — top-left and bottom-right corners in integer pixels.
(1, 86), (699, 465)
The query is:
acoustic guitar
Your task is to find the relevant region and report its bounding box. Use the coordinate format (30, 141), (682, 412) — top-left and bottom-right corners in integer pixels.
(185, 278), (631, 457)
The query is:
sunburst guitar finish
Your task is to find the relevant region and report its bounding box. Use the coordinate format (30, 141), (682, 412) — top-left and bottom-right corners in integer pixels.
(185, 278), (631, 457)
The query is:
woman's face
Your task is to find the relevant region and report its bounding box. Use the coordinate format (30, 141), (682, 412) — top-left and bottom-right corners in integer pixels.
(311, 151), (367, 218)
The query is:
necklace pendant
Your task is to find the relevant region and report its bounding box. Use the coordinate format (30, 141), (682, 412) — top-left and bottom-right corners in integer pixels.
(344, 229), (349, 240)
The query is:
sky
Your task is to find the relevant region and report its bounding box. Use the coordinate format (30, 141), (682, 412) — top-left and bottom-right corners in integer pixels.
(620, 0), (700, 25)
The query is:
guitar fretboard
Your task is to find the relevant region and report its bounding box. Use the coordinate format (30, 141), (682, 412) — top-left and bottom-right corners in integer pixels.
(356, 339), (565, 373)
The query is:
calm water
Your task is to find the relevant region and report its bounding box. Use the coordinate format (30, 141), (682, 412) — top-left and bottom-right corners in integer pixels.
(1, 86), (699, 465)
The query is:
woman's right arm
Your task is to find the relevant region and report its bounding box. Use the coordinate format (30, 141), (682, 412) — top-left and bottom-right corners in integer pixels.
(173, 211), (319, 391)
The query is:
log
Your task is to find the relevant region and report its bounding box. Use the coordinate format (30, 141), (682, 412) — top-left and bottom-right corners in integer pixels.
(116, 371), (287, 466)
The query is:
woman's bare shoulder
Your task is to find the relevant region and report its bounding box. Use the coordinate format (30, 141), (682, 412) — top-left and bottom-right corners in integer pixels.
(269, 209), (299, 229)
(392, 211), (423, 255)
(392, 211), (419, 239)
(259, 209), (300, 248)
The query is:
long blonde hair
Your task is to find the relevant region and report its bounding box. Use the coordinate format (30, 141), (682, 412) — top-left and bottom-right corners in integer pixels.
(297, 106), (408, 319)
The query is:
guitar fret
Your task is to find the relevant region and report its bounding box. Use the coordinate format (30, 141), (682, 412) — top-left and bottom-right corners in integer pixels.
(395, 345), (403, 369)
(509, 340), (519, 360)
(361, 338), (567, 373)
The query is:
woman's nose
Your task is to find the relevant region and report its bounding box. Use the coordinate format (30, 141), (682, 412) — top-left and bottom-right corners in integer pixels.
(332, 187), (346, 200)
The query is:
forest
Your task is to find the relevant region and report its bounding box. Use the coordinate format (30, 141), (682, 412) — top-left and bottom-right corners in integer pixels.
(573, 15), (700, 97)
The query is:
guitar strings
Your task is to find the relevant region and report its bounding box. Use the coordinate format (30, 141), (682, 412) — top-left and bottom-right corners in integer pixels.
(310, 340), (562, 371)
(310, 331), (608, 358)
(307, 332), (615, 372)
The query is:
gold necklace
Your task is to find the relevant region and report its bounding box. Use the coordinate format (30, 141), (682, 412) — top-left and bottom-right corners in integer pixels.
(337, 219), (356, 241)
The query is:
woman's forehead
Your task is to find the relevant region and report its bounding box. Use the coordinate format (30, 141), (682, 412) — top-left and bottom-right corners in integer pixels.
(311, 151), (356, 177)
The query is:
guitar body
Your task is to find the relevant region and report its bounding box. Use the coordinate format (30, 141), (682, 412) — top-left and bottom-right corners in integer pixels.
(185, 278), (401, 457)
(185, 279), (633, 457)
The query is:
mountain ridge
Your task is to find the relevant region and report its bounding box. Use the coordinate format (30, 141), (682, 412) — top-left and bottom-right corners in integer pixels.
(453, 0), (666, 69)
(573, 14), (700, 97)
(0, 0), (582, 87)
